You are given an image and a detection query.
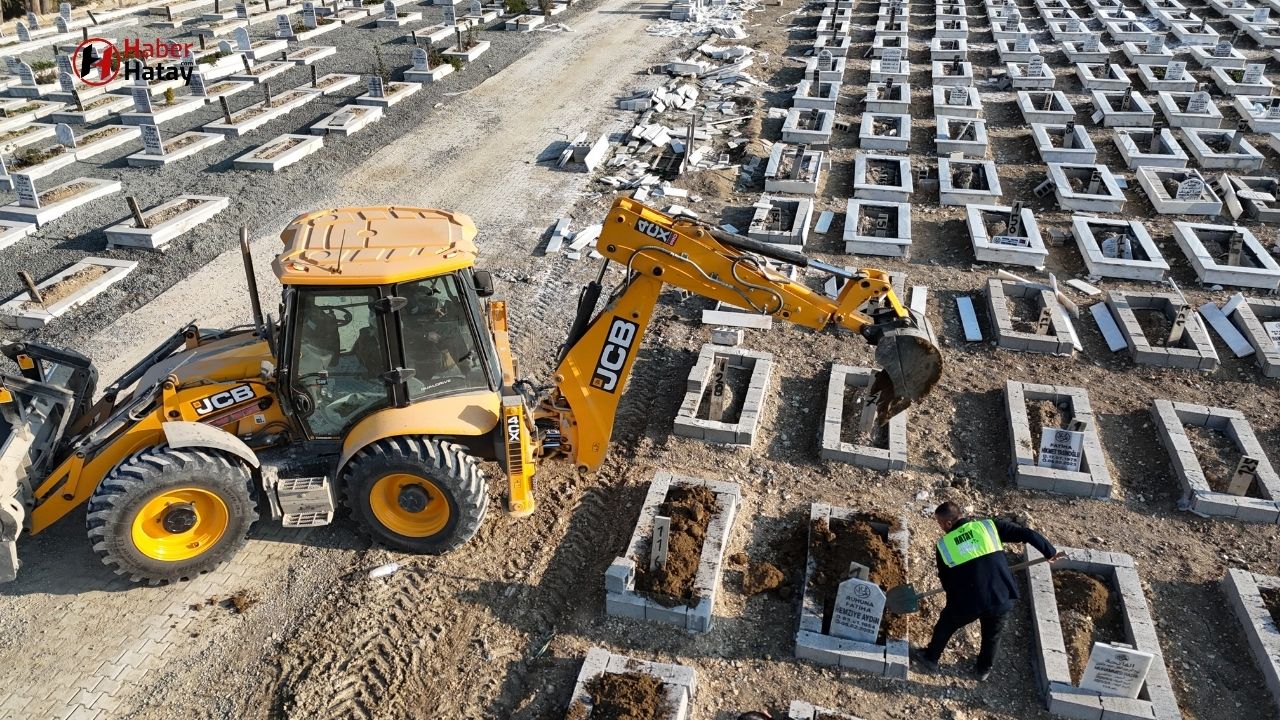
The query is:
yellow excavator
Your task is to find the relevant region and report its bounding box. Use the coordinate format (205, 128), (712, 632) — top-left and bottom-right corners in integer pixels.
(0, 198), (941, 584)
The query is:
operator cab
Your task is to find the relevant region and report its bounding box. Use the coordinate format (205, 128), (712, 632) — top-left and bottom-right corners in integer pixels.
(272, 208), (501, 441)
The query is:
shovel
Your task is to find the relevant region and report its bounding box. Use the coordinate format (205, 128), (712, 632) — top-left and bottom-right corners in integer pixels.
(885, 555), (1055, 614)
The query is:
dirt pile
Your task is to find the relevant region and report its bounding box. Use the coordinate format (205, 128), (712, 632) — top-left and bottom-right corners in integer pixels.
(636, 485), (719, 604)
(1054, 570), (1124, 683)
(1262, 588), (1280, 629)
(577, 671), (671, 720)
(1027, 400), (1067, 452)
(742, 561), (785, 596)
(808, 516), (908, 641)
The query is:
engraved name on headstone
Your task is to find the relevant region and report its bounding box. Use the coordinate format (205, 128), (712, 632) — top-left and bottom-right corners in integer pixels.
(1079, 643), (1155, 699)
(13, 173), (39, 209)
(1175, 175), (1205, 200)
(140, 123), (165, 156)
(1037, 428), (1084, 471)
(830, 577), (886, 643)
(367, 74), (385, 97)
(131, 85), (153, 114)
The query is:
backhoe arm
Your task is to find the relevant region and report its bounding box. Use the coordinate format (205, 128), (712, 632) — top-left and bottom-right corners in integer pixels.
(538, 197), (941, 473)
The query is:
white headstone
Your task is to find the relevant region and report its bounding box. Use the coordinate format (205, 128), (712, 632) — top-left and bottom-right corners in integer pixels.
(1176, 176), (1205, 200)
(60, 2), (72, 21)
(55, 54), (72, 78)
(1188, 91), (1210, 113)
(4, 57), (19, 75)
(218, 40), (234, 54)
(819, 48), (835, 72)
(1243, 63), (1265, 84)
(1083, 32), (1100, 51)
(58, 70), (75, 94)
(1014, 32), (1031, 52)
(1028, 54), (1045, 77)
(15, 22), (28, 43)
(16, 62), (35, 87)
(302, 2), (318, 27)
(55, 15), (68, 33)
(276, 13), (294, 37)
(880, 47), (900, 73)
(1264, 320), (1280, 350)
(1253, 7), (1269, 22)
(1165, 60), (1186, 81)
(140, 123), (165, 156)
(131, 85), (153, 114)
(367, 75), (385, 97)
(1147, 34), (1165, 53)
(13, 174), (38, 209)
(1265, 98), (1280, 119)
(1213, 39), (1233, 58)
(190, 70), (209, 96)
(54, 123), (75, 148)
(829, 577), (886, 643)
(1037, 428), (1084, 471)
(235, 1), (249, 17)
(948, 85), (969, 105)
(468, 0), (481, 14)
(411, 46), (428, 70)
(1067, 17), (1082, 31)
(384, 0), (396, 17)
(233, 26), (252, 51)
(442, 3), (456, 24)
(1080, 643), (1155, 699)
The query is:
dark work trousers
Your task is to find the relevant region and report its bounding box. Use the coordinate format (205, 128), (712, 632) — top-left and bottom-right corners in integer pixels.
(923, 605), (1010, 671)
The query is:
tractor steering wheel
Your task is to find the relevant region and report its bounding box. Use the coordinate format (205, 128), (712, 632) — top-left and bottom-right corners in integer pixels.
(326, 306), (354, 328)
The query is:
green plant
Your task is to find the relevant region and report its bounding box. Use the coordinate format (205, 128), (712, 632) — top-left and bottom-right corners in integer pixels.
(163, 87), (176, 106)
(428, 48), (445, 69)
(465, 26), (478, 49)
(372, 45), (390, 82)
(447, 56), (463, 72)
(507, 0), (527, 12)
(29, 59), (54, 72)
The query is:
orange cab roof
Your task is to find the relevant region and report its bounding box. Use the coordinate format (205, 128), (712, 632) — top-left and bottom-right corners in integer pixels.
(273, 206), (478, 286)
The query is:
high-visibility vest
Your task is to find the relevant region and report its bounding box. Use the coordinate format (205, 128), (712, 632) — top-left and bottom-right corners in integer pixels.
(936, 518), (1003, 568)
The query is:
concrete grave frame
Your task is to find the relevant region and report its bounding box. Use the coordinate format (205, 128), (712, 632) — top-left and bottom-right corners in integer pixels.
(0, 257), (136, 329)
(1136, 62), (1196, 92)
(1217, 175), (1280, 223)
(672, 343), (772, 446)
(603, 470), (740, 632)
(1233, 95), (1280, 132)
(932, 85), (983, 119)
(787, 701), (865, 720)
(929, 38), (969, 61)
(1155, 91), (1226, 128)
(0, 124), (56, 151)
(748, 196), (812, 247)
(988, 281), (1076, 356)
(795, 503), (910, 679)
(764, 144), (824, 195)
(126, 131), (224, 167)
(232, 133), (324, 171)
(1032, 122), (1097, 164)
(48, 95), (133, 124)
(310, 73), (362, 96)
(853, 153), (912, 202)
(1105, 290), (1220, 370)
(794, 77), (839, 111)
(355, 81), (420, 108)
(938, 158), (1002, 206)
(282, 45), (337, 65)
(1113, 128), (1189, 169)
(0, 177), (121, 228)
(1229, 296), (1280, 377)
(859, 113), (910, 152)
(965, 204), (1047, 267)
(932, 59), (974, 85)
(228, 60), (293, 84)
(1018, 90), (1075, 124)
(1005, 380), (1111, 497)
(0, 148), (76, 190)
(191, 79), (255, 105)
(1222, 569), (1280, 711)
(782, 107), (835, 148)
(1092, 90), (1156, 127)
(71, 125), (142, 162)
(1063, 38), (1112, 63)
(819, 364), (907, 470)
(935, 115), (988, 157)
(1179, 127), (1265, 171)
(1049, 163), (1126, 212)
(865, 81), (910, 114)
(1007, 60), (1057, 89)
(1188, 43), (1244, 67)
(1171, 222), (1280, 290)
(1027, 546), (1183, 720)
(204, 88), (320, 136)
(1210, 65), (1274, 96)
(1076, 62), (1132, 91)
(567, 647), (695, 720)
(1151, 399), (1280, 523)
(1071, 216), (1169, 281)
(843, 198), (911, 256)
(310, 104), (383, 136)
(0, 221), (34, 252)
(1135, 167), (1223, 216)
(104, 195), (230, 250)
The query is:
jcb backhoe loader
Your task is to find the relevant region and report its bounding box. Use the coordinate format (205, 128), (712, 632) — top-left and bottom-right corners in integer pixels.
(0, 198), (941, 584)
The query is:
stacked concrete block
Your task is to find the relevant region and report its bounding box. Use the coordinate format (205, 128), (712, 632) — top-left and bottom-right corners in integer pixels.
(1221, 569), (1280, 713)
(795, 503), (910, 679)
(987, 281), (1076, 356)
(1070, 217), (1169, 281)
(673, 344), (772, 446)
(1005, 381), (1112, 498)
(844, 198), (911, 256)
(1150, 400), (1280, 523)
(965, 204), (1047, 267)
(1229, 296), (1280, 377)
(787, 700), (866, 720)
(939, 158), (1002, 206)
(1105, 290), (1220, 370)
(1170, 222), (1280, 290)
(1027, 546), (1183, 720)
(819, 364), (907, 471)
(568, 648), (696, 720)
(605, 471), (741, 632)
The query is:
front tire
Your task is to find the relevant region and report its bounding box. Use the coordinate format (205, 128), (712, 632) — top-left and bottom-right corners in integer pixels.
(344, 437), (488, 554)
(86, 445), (258, 584)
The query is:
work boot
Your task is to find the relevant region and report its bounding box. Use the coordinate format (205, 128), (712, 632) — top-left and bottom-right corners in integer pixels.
(910, 647), (939, 672)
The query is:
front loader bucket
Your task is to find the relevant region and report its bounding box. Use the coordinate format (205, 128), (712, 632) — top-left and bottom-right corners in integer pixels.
(870, 310), (942, 422)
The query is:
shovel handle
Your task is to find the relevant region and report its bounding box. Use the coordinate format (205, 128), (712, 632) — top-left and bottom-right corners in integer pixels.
(909, 554), (1056, 603)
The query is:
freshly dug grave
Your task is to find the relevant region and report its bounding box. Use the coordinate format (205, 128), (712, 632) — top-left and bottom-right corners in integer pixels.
(808, 515), (907, 642)
(569, 671), (671, 720)
(635, 485), (718, 606)
(838, 386), (888, 448)
(695, 363), (748, 423)
(1262, 587), (1280, 629)
(1134, 309), (1178, 348)
(1006, 293), (1044, 334)
(1185, 425), (1249, 495)
(1054, 570), (1125, 684)
(1027, 400), (1069, 461)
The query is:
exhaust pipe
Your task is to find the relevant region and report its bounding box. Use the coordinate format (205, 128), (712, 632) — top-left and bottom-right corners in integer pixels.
(240, 227), (265, 333)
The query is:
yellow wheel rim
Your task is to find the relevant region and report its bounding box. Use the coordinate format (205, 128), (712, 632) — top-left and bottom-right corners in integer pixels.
(369, 473), (451, 538)
(130, 488), (229, 562)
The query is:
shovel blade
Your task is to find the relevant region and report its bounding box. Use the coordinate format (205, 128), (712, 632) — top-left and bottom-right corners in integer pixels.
(885, 583), (923, 614)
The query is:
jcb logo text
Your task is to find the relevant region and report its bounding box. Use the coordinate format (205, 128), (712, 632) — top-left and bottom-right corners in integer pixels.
(591, 319), (637, 393)
(192, 384), (255, 416)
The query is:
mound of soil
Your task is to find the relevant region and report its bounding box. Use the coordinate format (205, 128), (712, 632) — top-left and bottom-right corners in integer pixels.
(1027, 400), (1067, 453)
(1054, 570), (1125, 683)
(743, 562), (785, 596)
(635, 485), (719, 605)
(578, 671), (671, 720)
(808, 515), (908, 642)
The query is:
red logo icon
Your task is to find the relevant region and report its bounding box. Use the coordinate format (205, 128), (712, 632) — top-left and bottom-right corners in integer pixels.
(72, 37), (119, 86)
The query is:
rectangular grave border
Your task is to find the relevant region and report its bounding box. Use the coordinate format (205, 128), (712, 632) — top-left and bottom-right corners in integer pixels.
(104, 195), (229, 250)
(1222, 568), (1280, 711)
(1070, 216), (1169, 282)
(787, 700), (864, 720)
(1105, 290), (1220, 370)
(1150, 399), (1280, 523)
(964, 204), (1047, 267)
(988, 280), (1075, 356)
(1228, 296), (1280, 377)
(0, 257), (136, 329)
(672, 343), (771, 446)
(1027, 546), (1182, 720)
(795, 502), (910, 679)
(567, 647), (695, 720)
(1005, 380), (1112, 498)
(819, 363), (907, 470)
(1170, 222), (1280, 290)
(604, 470), (740, 633)
(125, 131), (224, 167)
(843, 198), (911, 257)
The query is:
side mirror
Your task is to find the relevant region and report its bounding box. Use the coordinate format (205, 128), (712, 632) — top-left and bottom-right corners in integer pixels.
(473, 270), (495, 297)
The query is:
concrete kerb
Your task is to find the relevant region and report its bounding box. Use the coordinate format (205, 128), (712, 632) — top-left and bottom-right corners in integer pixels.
(1048, 163), (1127, 213)
(965, 204), (1047, 268)
(1222, 569), (1280, 713)
(1135, 167), (1223, 216)
(604, 470), (741, 633)
(1150, 399), (1280, 523)
(787, 700), (866, 720)
(1005, 380), (1112, 498)
(104, 195), (230, 251)
(1070, 216), (1169, 282)
(672, 343), (772, 447)
(818, 363), (907, 471)
(0, 257), (137, 330)
(1027, 545), (1183, 720)
(1170, 221), (1280, 290)
(987, 280), (1076, 356)
(853, 152), (912, 202)
(567, 647), (696, 720)
(1105, 290), (1220, 370)
(795, 502), (910, 679)
(1228, 296), (1280, 377)
(843, 198), (911, 256)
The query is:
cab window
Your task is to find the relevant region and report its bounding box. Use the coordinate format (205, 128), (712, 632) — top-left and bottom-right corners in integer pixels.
(398, 276), (490, 400)
(291, 288), (389, 437)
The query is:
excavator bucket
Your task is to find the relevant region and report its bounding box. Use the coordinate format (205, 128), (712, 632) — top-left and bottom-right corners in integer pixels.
(870, 310), (942, 422)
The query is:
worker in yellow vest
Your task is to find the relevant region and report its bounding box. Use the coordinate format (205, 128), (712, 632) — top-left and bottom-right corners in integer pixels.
(911, 501), (1062, 681)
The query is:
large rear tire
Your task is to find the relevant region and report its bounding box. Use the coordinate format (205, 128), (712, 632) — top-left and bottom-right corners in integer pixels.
(344, 437), (488, 554)
(87, 445), (258, 584)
